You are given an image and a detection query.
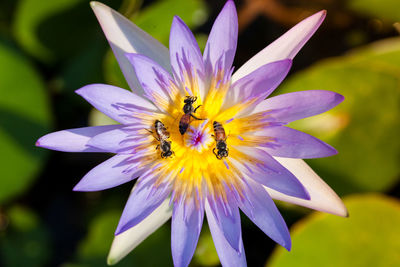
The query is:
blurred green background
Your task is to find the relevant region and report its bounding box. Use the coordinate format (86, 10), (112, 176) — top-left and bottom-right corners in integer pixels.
(1, 0), (400, 266)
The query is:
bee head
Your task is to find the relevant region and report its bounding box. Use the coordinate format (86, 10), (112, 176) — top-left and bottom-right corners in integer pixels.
(184, 96), (197, 104)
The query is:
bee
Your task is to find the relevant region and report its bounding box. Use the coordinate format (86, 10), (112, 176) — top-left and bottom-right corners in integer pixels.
(179, 96), (205, 135)
(212, 121), (229, 159)
(150, 120), (174, 158)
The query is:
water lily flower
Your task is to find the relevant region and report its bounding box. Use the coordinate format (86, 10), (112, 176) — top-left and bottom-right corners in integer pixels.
(36, 1), (347, 266)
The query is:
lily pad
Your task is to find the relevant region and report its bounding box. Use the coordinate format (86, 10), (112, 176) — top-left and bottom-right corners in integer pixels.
(346, 0), (400, 21)
(277, 37), (400, 195)
(89, 107), (118, 127)
(0, 205), (51, 267)
(12, 0), (122, 62)
(73, 209), (172, 267)
(13, 0), (85, 61)
(0, 41), (51, 204)
(268, 194), (400, 267)
(192, 225), (220, 267)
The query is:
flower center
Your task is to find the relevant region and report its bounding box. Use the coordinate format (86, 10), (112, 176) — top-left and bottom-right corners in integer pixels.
(184, 121), (214, 152)
(136, 66), (275, 203)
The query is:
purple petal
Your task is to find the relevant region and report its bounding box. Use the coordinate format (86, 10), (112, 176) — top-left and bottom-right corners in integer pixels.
(256, 126), (337, 158)
(224, 60), (292, 110)
(125, 53), (175, 112)
(238, 179), (291, 250)
(87, 124), (147, 153)
(75, 84), (158, 124)
(205, 200), (247, 267)
(251, 90), (344, 122)
(73, 154), (142, 191)
(171, 199), (204, 267)
(231, 147), (309, 200)
(233, 10), (326, 81)
(203, 0), (238, 74)
(36, 125), (122, 152)
(207, 196), (242, 252)
(90, 2), (171, 96)
(115, 175), (170, 235)
(169, 16), (204, 85)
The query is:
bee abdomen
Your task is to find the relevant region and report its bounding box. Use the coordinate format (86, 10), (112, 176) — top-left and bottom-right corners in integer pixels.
(213, 121), (226, 141)
(213, 121), (225, 131)
(179, 121), (188, 135)
(155, 120), (169, 140)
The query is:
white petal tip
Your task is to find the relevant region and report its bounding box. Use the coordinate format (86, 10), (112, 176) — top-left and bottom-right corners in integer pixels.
(310, 10), (327, 21)
(90, 1), (103, 9)
(268, 158), (348, 217)
(107, 256), (118, 266)
(331, 202), (349, 217)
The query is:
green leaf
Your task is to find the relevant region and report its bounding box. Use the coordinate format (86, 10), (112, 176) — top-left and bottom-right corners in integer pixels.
(89, 108), (118, 126)
(12, 0), (123, 63)
(103, 49), (130, 89)
(193, 224), (220, 267)
(0, 41), (52, 204)
(268, 194), (400, 267)
(277, 37), (400, 195)
(13, 0), (85, 61)
(346, 0), (400, 21)
(0, 0), (18, 35)
(61, 40), (108, 92)
(0, 206), (51, 267)
(73, 209), (172, 267)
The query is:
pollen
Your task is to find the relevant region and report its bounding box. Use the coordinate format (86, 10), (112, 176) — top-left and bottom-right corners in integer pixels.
(133, 57), (276, 206)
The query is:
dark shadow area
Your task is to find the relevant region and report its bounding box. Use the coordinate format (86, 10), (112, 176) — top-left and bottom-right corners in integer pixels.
(0, 107), (48, 157)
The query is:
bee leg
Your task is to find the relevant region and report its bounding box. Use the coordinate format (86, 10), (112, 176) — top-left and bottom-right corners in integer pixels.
(145, 128), (155, 136)
(191, 114), (206, 120)
(193, 96), (197, 102)
(213, 148), (218, 158)
(147, 129), (160, 141)
(194, 105), (202, 113)
(156, 144), (159, 150)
